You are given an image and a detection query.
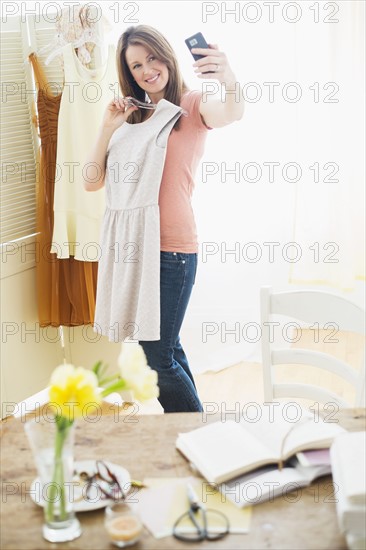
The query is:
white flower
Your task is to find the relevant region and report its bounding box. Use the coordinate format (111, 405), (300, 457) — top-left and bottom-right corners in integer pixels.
(118, 342), (148, 372)
(118, 343), (159, 402)
(132, 368), (159, 402)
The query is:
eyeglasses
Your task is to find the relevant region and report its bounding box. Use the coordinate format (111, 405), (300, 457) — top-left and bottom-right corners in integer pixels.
(173, 484), (230, 542)
(79, 460), (126, 502)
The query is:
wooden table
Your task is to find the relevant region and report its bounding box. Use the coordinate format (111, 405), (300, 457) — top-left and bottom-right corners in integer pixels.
(1, 408), (365, 549)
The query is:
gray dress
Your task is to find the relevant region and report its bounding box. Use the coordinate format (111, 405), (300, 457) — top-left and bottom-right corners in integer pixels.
(94, 99), (184, 342)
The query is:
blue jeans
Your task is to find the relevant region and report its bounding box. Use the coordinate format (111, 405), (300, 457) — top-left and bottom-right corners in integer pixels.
(139, 251), (203, 413)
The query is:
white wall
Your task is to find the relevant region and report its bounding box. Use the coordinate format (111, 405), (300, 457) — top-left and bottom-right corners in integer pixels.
(0, 240), (63, 409)
(0, 240), (122, 407)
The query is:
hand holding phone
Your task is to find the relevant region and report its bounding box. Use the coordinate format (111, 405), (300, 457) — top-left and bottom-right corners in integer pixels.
(185, 32), (215, 74)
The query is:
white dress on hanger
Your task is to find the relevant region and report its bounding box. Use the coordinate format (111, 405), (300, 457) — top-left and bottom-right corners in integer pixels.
(51, 43), (118, 260)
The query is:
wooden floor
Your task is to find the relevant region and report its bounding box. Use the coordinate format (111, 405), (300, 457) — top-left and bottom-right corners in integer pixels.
(138, 330), (365, 414)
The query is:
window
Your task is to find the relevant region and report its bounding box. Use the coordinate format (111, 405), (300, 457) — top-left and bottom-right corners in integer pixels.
(0, 15), (38, 245)
(0, 13), (76, 278)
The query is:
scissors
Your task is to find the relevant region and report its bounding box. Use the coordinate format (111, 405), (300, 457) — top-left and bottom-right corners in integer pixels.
(173, 483), (230, 542)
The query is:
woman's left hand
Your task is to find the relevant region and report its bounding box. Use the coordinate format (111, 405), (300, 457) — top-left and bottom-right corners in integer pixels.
(191, 44), (236, 83)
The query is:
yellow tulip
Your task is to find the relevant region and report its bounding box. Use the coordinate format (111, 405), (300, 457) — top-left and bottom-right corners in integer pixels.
(49, 364), (101, 422)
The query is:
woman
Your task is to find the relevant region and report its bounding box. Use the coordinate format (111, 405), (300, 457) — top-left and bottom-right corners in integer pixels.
(84, 25), (244, 413)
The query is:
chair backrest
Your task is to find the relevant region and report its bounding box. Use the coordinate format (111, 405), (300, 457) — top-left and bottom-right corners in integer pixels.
(260, 286), (366, 408)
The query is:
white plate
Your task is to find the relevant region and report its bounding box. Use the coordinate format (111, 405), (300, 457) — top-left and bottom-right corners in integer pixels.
(30, 460), (131, 512)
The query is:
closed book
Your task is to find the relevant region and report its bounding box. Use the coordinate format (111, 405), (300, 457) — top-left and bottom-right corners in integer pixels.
(331, 432), (366, 505)
(330, 433), (366, 536)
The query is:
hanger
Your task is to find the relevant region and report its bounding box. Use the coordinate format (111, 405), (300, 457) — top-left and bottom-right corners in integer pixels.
(37, 32), (68, 64)
(125, 97), (189, 117)
(36, 4), (105, 66)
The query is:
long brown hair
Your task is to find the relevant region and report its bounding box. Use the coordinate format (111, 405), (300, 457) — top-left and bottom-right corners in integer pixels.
(116, 25), (189, 130)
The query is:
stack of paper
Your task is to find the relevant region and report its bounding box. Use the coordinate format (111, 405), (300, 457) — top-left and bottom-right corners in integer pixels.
(137, 477), (252, 538)
(219, 453), (332, 509)
(330, 431), (366, 550)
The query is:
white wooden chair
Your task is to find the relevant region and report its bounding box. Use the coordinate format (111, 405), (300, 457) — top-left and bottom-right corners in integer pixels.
(260, 286), (366, 407)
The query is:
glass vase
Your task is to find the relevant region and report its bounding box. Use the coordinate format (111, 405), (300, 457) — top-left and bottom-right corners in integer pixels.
(24, 417), (82, 543)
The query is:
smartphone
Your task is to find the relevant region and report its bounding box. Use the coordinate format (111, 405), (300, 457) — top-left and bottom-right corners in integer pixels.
(185, 32), (210, 61)
(185, 32), (214, 73)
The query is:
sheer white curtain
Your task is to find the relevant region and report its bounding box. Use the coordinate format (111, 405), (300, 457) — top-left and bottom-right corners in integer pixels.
(290, 1), (365, 290)
(102, 1), (365, 373)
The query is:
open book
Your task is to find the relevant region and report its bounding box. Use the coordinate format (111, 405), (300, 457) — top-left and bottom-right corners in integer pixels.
(176, 408), (345, 484)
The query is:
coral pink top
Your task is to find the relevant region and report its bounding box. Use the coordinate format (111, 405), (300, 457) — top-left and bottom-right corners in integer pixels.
(159, 90), (212, 253)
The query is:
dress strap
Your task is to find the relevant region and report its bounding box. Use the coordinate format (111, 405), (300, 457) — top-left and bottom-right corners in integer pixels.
(28, 52), (49, 92)
(61, 43), (77, 81)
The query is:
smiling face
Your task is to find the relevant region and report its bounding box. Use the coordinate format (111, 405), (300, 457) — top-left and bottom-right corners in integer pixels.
(125, 44), (170, 103)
